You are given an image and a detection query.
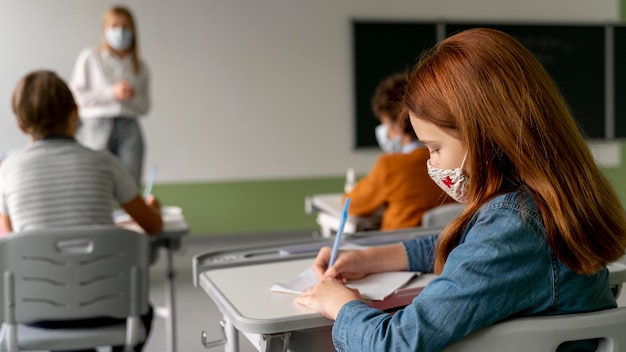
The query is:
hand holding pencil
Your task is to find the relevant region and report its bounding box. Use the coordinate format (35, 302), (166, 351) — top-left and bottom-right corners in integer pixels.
(311, 198), (367, 281)
(296, 198), (364, 319)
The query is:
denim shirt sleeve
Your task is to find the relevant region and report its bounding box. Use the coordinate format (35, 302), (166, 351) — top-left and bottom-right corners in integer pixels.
(402, 234), (439, 273)
(332, 199), (557, 352)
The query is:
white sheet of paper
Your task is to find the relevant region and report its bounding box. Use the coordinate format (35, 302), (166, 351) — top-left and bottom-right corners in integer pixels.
(271, 267), (417, 301)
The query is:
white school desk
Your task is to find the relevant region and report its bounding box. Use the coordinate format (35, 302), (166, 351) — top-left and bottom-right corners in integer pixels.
(193, 227), (626, 352)
(305, 193), (382, 237)
(117, 206), (189, 352)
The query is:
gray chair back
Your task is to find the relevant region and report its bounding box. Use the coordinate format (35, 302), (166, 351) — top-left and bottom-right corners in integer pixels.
(444, 307), (626, 352)
(421, 203), (465, 228)
(0, 225), (150, 351)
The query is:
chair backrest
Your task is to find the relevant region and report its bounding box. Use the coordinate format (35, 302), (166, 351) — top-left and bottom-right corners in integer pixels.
(0, 226), (150, 324)
(421, 203), (465, 228)
(443, 307), (626, 352)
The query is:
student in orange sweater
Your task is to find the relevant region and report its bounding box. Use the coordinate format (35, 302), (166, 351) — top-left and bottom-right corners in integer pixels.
(346, 73), (455, 230)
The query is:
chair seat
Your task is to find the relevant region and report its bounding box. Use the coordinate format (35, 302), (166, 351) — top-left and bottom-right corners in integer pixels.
(9, 323), (146, 351)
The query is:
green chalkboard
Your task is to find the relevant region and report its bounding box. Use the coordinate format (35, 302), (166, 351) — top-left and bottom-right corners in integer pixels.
(447, 23), (606, 139)
(615, 25), (626, 138)
(353, 21), (437, 148)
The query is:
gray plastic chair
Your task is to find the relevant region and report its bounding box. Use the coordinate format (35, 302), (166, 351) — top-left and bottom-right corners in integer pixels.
(443, 307), (626, 352)
(0, 225), (151, 352)
(421, 203), (465, 227)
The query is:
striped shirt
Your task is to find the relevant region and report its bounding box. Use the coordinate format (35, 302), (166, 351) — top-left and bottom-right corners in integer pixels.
(0, 138), (138, 232)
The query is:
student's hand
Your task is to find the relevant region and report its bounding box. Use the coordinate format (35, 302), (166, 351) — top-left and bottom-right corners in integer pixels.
(145, 194), (161, 211)
(122, 195), (163, 235)
(312, 247), (369, 282)
(313, 244), (410, 282)
(294, 277), (361, 320)
(113, 80), (134, 101)
(0, 214), (13, 236)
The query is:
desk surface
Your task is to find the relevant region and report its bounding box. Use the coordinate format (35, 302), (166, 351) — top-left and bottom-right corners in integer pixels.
(196, 226), (626, 339)
(200, 256), (435, 335)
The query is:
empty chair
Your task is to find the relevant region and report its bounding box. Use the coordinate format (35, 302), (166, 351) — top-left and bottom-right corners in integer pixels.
(0, 226), (151, 352)
(443, 307), (626, 352)
(421, 203), (465, 228)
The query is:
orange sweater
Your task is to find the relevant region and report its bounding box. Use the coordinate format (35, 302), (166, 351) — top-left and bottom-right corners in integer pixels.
(345, 148), (455, 230)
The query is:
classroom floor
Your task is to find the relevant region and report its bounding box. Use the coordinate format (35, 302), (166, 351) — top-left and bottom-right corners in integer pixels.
(143, 231), (626, 352)
(144, 230), (316, 352)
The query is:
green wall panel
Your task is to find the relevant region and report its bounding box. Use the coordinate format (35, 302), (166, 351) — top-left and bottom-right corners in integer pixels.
(152, 142), (626, 236)
(152, 177), (344, 235)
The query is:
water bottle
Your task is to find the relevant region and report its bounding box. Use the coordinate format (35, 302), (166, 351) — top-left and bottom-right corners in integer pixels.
(344, 168), (356, 193)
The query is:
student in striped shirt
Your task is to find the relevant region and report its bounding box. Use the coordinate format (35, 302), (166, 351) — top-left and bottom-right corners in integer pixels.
(0, 70), (161, 351)
(0, 70), (162, 235)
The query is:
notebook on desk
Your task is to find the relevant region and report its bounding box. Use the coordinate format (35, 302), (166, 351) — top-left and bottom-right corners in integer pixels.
(271, 267), (420, 301)
(367, 274), (436, 311)
(271, 269), (436, 310)
(113, 206), (188, 233)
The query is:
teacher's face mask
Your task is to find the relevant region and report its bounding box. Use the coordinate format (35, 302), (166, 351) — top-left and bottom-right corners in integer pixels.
(106, 27), (133, 51)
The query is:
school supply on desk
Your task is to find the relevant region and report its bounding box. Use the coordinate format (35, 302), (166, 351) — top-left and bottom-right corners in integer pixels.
(329, 197), (351, 267)
(113, 206), (188, 233)
(271, 267), (418, 301)
(344, 168), (356, 193)
(144, 165), (158, 200)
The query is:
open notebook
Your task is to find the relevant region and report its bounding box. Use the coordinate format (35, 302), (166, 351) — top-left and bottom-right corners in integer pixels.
(271, 267), (418, 301)
(113, 206), (188, 233)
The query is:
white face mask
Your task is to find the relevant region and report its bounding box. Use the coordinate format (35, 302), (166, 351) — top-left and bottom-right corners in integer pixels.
(427, 154), (469, 203)
(375, 124), (402, 153)
(106, 27), (133, 51)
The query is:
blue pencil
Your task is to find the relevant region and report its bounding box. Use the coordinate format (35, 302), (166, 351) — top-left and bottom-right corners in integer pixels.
(328, 197), (351, 268)
(143, 165), (158, 200)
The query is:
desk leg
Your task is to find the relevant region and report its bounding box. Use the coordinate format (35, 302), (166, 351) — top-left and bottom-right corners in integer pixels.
(164, 240), (177, 352)
(224, 317), (239, 352)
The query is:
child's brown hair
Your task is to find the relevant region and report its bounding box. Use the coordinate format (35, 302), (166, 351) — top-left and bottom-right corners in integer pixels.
(12, 70), (77, 139)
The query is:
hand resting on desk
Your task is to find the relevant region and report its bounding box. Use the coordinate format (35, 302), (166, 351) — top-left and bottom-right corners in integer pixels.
(295, 278), (361, 320)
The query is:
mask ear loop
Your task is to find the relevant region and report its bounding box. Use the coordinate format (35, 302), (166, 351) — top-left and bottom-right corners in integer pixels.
(460, 152), (468, 169)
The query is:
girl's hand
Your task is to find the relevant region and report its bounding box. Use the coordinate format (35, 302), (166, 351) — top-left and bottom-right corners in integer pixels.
(312, 247), (370, 282)
(294, 278), (361, 320)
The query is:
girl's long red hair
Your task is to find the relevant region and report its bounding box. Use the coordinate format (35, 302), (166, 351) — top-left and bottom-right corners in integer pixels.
(405, 28), (626, 274)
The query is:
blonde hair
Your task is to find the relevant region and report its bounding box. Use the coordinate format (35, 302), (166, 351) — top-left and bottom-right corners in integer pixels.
(101, 5), (141, 74)
(405, 28), (626, 274)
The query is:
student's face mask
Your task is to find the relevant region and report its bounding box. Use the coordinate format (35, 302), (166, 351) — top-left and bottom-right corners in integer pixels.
(106, 27), (134, 51)
(427, 153), (469, 203)
(375, 124), (402, 153)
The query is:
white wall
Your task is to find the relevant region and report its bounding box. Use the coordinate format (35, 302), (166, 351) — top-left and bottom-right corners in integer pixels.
(0, 0), (619, 182)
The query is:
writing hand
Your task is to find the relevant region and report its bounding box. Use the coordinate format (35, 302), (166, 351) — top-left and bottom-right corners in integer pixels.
(312, 246), (369, 282)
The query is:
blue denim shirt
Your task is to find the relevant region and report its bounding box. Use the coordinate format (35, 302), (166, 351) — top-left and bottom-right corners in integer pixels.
(333, 191), (615, 352)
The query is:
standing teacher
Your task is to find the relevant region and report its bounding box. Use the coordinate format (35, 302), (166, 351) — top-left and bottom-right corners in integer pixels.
(70, 5), (149, 186)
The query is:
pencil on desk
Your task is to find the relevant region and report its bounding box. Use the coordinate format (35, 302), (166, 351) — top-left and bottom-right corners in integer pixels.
(329, 197), (351, 268)
(143, 165), (158, 200)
